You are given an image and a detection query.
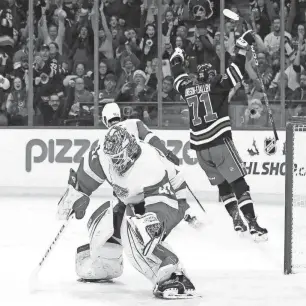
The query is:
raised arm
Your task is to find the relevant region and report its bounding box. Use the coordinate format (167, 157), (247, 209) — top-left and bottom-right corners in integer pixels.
(292, 36), (302, 84)
(254, 34), (267, 53)
(224, 31), (257, 89)
(99, 1), (112, 40)
(285, 0), (296, 33)
(57, 10), (66, 48)
(137, 120), (180, 166)
(39, 7), (49, 42)
(264, 0), (277, 21)
(0, 74), (10, 91)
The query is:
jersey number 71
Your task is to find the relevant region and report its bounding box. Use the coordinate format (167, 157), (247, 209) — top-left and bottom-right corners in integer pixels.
(186, 93), (218, 126)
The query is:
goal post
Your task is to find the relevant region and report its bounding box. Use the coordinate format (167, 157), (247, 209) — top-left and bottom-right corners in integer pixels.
(284, 117), (306, 274)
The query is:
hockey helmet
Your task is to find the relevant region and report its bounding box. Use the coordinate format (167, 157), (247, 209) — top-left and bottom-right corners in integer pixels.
(103, 125), (140, 175)
(102, 102), (121, 128)
(197, 63), (216, 82)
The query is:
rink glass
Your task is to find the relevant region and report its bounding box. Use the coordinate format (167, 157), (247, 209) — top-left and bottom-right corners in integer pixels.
(1, 0), (300, 129)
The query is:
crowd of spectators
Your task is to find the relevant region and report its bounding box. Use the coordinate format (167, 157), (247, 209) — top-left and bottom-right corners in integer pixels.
(228, 0), (306, 127)
(0, 0), (305, 128)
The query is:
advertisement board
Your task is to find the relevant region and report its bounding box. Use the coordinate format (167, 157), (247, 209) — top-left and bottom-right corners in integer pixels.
(0, 129), (107, 196)
(153, 130), (305, 202)
(0, 129), (305, 201)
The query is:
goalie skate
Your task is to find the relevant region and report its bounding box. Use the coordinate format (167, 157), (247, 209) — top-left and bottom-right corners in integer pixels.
(153, 273), (200, 299)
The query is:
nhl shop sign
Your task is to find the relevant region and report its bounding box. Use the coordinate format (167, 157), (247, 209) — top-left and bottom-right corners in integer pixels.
(244, 135), (305, 177)
(263, 137), (277, 155)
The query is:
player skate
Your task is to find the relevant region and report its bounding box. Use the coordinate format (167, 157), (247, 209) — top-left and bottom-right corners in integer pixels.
(220, 194), (247, 235)
(232, 211), (247, 233)
(244, 214), (268, 242)
(228, 205), (248, 234)
(170, 30), (268, 242)
(184, 209), (203, 229)
(57, 126), (199, 299)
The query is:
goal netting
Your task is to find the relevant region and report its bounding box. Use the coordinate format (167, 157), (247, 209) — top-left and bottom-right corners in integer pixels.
(284, 117), (306, 274)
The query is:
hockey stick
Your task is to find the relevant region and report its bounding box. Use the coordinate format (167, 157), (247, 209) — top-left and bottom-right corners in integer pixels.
(186, 183), (206, 213)
(223, 9), (279, 141)
(29, 212), (74, 291)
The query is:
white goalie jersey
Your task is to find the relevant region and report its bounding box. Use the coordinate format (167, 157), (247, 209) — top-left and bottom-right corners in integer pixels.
(77, 140), (186, 209)
(102, 118), (156, 144)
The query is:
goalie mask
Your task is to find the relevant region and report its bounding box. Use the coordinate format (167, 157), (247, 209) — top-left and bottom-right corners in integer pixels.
(197, 63), (216, 82)
(103, 125), (140, 175)
(188, 0), (214, 21)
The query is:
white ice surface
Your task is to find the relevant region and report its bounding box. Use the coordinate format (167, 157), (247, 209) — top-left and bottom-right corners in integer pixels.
(1, 196), (306, 306)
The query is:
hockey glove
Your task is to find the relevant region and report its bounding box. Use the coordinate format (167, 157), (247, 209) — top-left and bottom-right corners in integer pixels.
(166, 150), (180, 166)
(236, 30), (255, 49)
(57, 169), (90, 220)
(170, 47), (186, 66)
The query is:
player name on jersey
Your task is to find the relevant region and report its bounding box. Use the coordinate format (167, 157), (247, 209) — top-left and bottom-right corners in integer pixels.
(185, 84), (211, 97)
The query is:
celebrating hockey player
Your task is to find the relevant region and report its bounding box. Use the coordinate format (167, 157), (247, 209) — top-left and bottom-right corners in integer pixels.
(169, 30), (268, 241)
(101, 102), (201, 227)
(57, 125), (197, 299)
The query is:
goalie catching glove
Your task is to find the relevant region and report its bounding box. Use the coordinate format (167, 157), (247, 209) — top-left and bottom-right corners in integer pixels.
(57, 169), (90, 220)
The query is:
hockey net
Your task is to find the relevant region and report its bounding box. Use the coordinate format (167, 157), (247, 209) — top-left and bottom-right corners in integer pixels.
(284, 117), (306, 274)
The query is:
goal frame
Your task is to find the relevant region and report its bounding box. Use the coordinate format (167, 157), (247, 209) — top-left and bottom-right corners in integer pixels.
(284, 117), (306, 275)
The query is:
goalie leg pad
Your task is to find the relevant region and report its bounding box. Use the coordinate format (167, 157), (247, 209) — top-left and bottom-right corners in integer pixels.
(87, 201), (117, 260)
(153, 244), (179, 284)
(75, 242), (123, 281)
(121, 209), (181, 285)
(126, 212), (163, 257)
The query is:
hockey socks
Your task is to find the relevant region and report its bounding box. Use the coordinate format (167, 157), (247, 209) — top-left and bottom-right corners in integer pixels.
(221, 193), (237, 217)
(237, 191), (255, 219)
(221, 194), (247, 232)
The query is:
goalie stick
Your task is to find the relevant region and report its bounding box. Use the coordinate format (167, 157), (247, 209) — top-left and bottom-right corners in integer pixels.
(29, 212), (74, 291)
(223, 9), (279, 141)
